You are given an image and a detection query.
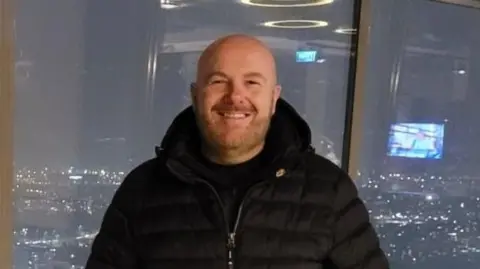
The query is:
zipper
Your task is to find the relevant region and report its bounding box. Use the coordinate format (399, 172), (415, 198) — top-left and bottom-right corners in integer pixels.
(166, 159), (274, 269)
(204, 180), (266, 269)
(226, 199), (247, 269)
(227, 232), (235, 269)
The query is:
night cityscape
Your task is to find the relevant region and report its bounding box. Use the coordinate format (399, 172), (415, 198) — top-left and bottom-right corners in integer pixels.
(9, 0), (480, 268)
(11, 161), (480, 269)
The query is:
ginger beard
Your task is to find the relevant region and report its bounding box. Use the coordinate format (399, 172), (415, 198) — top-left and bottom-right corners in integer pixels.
(195, 98), (275, 154)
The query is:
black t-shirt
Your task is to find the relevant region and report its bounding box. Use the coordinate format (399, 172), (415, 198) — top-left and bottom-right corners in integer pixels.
(196, 150), (266, 230)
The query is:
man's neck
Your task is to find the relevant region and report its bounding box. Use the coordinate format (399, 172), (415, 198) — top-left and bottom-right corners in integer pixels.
(201, 143), (264, 165)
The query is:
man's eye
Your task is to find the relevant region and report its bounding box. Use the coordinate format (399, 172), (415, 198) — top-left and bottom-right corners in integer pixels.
(210, 79), (226, 84)
(246, 80), (260, 85)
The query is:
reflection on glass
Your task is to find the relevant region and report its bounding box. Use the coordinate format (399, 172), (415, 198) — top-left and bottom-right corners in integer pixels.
(387, 123), (445, 159)
(12, 0), (354, 268)
(357, 0), (480, 268)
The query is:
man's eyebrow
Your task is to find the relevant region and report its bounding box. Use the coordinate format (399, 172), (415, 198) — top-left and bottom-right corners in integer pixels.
(244, 72), (266, 81)
(203, 71), (267, 82)
(205, 71), (228, 80)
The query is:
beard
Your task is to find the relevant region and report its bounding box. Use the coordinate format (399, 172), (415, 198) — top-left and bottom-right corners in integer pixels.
(196, 111), (273, 154)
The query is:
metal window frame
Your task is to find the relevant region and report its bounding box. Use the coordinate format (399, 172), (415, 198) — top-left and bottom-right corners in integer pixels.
(0, 0), (372, 267)
(342, 0), (371, 178)
(432, 0), (480, 9)
(0, 0), (15, 267)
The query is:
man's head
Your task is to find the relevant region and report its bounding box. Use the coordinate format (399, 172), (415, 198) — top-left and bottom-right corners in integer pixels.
(191, 34), (281, 164)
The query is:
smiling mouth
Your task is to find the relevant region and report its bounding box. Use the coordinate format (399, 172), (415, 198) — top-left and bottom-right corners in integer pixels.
(216, 111), (252, 119)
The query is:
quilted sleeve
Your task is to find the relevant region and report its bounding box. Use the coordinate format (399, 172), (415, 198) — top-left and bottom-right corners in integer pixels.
(326, 170), (390, 269)
(85, 160), (153, 269)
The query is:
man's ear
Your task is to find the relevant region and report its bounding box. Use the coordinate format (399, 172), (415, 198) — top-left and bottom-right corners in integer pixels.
(272, 84), (282, 114)
(274, 84), (281, 100)
(190, 82), (197, 110)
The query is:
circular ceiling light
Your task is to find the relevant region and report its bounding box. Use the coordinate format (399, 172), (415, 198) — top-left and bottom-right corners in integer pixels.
(262, 20), (328, 29)
(334, 27), (357, 35)
(161, 3), (180, 9)
(240, 0), (334, 7)
(159, 0), (186, 9)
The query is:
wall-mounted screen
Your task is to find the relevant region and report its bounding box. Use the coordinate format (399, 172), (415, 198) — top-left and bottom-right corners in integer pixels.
(387, 123), (445, 159)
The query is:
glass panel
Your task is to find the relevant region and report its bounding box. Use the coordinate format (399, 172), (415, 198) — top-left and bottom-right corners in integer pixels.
(12, 0), (356, 268)
(358, 0), (480, 268)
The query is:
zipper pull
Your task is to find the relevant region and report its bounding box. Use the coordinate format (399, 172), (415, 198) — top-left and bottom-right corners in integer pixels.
(227, 233), (236, 269)
(227, 233), (236, 249)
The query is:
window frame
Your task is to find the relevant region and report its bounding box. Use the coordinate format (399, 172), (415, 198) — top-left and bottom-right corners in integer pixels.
(0, 0), (371, 267)
(341, 0), (371, 175)
(0, 0), (15, 267)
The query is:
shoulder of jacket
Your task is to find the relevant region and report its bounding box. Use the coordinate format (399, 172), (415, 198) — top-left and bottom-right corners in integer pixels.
(127, 157), (161, 177)
(120, 157), (169, 191)
(303, 152), (344, 184)
(113, 157), (175, 212)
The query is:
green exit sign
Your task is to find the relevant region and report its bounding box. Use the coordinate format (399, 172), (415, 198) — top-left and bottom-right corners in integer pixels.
(433, 0), (480, 8)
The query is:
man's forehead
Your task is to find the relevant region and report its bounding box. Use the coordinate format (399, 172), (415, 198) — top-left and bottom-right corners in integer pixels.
(203, 34), (271, 54)
(196, 35), (277, 81)
(199, 60), (274, 82)
(200, 45), (275, 68)
(205, 52), (272, 69)
(200, 36), (274, 62)
(205, 71), (268, 81)
(204, 44), (273, 63)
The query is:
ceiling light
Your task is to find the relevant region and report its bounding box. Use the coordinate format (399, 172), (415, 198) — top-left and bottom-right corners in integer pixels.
(240, 0), (334, 7)
(262, 20), (328, 29)
(334, 27), (357, 35)
(160, 0), (185, 9)
(161, 3), (179, 9)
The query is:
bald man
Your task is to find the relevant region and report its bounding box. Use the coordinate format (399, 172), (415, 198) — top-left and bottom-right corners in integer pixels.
(86, 35), (389, 269)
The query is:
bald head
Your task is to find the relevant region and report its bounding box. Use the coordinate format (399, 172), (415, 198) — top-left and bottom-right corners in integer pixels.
(191, 34), (282, 165)
(196, 34), (278, 85)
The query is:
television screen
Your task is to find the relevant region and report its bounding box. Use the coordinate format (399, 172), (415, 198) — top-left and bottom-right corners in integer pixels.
(296, 50), (317, 63)
(387, 123), (445, 159)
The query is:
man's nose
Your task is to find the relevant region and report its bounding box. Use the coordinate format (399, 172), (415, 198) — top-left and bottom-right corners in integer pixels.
(225, 81), (245, 101)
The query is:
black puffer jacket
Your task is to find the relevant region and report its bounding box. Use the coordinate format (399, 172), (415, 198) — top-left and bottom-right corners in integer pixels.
(86, 99), (389, 269)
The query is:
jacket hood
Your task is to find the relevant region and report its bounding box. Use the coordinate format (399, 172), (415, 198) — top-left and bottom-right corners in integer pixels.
(158, 98), (312, 160)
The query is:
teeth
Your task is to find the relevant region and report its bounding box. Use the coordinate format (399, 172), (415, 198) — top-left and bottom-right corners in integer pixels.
(219, 112), (249, 119)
